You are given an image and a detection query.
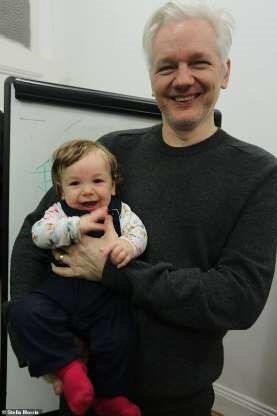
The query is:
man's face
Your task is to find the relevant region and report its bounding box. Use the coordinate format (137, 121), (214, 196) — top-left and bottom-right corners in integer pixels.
(150, 18), (230, 139)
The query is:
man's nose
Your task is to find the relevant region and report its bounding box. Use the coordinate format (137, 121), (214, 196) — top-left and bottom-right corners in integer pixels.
(173, 63), (194, 88)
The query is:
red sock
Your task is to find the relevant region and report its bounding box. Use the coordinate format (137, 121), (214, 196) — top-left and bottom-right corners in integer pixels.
(94, 396), (141, 416)
(55, 360), (94, 415)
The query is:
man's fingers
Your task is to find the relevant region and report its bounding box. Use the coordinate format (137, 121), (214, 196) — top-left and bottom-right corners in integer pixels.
(52, 249), (69, 265)
(104, 215), (118, 238)
(51, 263), (77, 277)
(104, 214), (113, 227)
(100, 216), (120, 255)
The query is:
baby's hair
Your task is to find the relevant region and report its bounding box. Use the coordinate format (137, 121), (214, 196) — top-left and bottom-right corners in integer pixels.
(51, 139), (121, 198)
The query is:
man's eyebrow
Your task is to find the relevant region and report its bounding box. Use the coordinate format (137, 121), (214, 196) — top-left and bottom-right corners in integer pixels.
(154, 58), (175, 66)
(190, 51), (212, 60)
(154, 51), (212, 65)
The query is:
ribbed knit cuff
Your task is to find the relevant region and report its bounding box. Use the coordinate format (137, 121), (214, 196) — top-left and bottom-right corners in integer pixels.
(102, 259), (132, 299)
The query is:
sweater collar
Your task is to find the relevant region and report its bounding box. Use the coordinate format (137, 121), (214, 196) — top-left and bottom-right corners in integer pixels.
(153, 124), (225, 156)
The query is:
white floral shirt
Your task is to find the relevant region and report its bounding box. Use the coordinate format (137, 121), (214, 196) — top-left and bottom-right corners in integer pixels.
(32, 201), (147, 258)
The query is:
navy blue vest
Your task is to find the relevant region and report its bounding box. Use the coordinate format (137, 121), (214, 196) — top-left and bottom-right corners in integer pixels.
(60, 195), (122, 237)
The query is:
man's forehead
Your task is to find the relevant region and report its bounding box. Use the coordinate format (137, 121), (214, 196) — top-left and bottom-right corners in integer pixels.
(152, 19), (218, 60)
(154, 17), (216, 45)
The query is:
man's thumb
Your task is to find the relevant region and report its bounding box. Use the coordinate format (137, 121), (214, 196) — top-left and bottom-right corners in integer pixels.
(104, 215), (118, 237)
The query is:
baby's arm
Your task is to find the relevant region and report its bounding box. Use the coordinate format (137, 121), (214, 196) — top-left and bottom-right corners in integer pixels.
(109, 202), (147, 268)
(32, 203), (81, 249)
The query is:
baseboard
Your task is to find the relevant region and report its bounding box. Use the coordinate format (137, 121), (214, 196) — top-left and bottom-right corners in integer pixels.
(214, 383), (277, 416)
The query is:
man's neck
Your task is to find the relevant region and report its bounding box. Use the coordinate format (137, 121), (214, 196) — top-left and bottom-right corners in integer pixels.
(162, 122), (217, 148)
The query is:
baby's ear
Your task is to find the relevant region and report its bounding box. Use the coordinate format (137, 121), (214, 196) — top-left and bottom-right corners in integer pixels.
(111, 183), (116, 195)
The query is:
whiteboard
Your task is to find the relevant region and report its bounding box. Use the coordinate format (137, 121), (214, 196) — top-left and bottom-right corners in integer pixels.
(1, 77), (162, 411)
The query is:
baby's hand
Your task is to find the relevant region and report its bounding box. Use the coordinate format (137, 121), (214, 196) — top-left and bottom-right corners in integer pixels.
(110, 238), (135, 268)
(79, 208), (108, 234)
(101, 238), (135, 269)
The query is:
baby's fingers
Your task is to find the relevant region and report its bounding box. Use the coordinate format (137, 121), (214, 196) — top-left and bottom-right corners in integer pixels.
(111, 244), (124, 258)
(116, 254), (132, 269)
(100, 241), (117, 256)
(111, 247), (131, 267)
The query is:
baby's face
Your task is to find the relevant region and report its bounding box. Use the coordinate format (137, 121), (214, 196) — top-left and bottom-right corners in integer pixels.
(61, 150), (115, 211)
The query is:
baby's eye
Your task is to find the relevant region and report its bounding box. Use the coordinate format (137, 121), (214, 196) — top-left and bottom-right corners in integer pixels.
(69, 181), (79, 186)
(94, 179), (104, 183)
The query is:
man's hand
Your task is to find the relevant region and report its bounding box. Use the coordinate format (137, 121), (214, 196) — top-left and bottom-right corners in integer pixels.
(52, 214), (118, 280)
(101, 238), (135, 268)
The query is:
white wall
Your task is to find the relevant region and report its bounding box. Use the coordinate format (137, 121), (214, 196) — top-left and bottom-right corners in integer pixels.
(1, 0), (277, 414)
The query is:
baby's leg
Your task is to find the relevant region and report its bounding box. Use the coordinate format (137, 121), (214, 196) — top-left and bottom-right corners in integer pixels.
(56, 360), (94, 415)
(94, 396), (141, 416)
(9, 293), (79, 375)
(9, 293), (94, 414)
(85, 299), (140, 415)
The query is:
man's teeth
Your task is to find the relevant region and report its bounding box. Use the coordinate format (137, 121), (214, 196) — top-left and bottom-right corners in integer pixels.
(174, 95), (195, 102)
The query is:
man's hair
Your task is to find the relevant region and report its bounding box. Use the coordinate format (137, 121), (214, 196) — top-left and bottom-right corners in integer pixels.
(51, 139), (121, 198)
(142, 0), (235, 70)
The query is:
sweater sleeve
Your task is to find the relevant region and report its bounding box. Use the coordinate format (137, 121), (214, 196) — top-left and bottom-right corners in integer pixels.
(119, 202), (148, 257)
(32, 202), (81, 249)
(102, 170), (277, 332)
(10, 187), (58, 301)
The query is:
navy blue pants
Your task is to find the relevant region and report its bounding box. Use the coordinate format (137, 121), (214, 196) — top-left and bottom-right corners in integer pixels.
(9, 276), (137, 396)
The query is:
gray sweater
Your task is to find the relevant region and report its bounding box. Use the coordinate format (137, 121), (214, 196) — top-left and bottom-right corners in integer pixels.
(10, 124), (277, 413)
(100, 125), (277, 401)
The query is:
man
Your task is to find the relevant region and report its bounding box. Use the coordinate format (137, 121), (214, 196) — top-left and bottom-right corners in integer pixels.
(10, 1), (277, 415)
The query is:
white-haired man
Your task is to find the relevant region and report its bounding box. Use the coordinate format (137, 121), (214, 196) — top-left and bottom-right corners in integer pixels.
(10, 1), (277, 415)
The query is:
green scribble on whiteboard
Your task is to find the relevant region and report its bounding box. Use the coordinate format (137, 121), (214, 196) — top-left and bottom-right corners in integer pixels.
(31, 159), (52, 193)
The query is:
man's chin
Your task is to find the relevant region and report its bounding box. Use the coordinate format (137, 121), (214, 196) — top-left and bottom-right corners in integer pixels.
(168, 117), (200, 132)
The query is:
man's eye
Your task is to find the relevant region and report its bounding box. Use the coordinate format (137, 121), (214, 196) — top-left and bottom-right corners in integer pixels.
(157, 66), (174, 74)
(193, 60), (210, 68)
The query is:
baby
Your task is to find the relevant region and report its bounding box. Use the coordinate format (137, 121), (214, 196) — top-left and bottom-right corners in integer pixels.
(9, 139), (147, 416)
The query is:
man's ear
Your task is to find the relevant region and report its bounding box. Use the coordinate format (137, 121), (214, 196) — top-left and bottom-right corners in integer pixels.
(221, 59), (231, 90)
